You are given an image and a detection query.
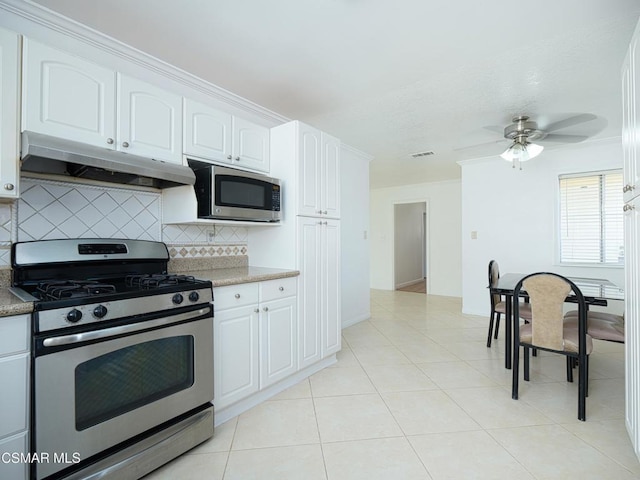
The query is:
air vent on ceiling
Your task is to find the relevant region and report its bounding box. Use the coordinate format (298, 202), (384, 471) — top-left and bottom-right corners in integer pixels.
(410, 151), (435, 158)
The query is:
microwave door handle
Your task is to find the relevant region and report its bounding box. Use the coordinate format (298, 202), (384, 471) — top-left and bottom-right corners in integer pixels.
(42, 307), (211, 347)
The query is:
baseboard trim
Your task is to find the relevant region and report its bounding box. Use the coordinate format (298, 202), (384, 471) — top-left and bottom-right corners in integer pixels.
(342, 313), (371, 328)
(214, 355), (336, 426)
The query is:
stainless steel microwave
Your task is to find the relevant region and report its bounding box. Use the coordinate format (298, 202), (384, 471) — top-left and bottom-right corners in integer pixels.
(189, 162), (282, 222)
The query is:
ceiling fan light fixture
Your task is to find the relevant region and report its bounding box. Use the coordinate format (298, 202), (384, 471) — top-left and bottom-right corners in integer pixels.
(500, 140), (543, 169)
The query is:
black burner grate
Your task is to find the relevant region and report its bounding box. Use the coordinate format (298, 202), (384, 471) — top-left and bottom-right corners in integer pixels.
(36, 281), (117, 300)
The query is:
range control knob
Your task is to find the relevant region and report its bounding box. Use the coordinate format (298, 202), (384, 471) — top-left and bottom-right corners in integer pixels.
(172, 293), (184, 305)
(188, 291), (200, 302)
(93, 305), (108, 318)
(67, 309), (83, 323)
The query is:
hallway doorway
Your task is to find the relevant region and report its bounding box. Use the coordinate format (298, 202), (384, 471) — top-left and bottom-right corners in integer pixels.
(393, 201), (428, 294)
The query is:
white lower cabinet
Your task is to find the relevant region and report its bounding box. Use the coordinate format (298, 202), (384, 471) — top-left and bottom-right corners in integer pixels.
(214, 278), (297, 410)
(0, 314), (30, 480)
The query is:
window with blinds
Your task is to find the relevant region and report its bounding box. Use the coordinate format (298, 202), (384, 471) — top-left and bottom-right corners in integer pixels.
(558, 171), (624, 265)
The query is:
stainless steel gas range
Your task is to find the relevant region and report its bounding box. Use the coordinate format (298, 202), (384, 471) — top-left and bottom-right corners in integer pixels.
(11, 238), (214, 480)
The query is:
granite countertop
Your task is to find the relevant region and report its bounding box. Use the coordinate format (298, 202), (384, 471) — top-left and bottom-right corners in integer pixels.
(0, 264), (299, 317)
(0, 288), (34, 317)
(184, 266), (299, 287)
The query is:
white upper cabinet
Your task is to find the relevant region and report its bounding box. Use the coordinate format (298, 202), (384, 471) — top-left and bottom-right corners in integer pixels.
(0, 27), (20, 199)
(23, 39), (182, 164)
(183, 98), (232, 163)
(117, 74), (182, 163)
(22, 38), (116, 148)
(623, 29), (640, 204)
(296, 122), (341, 218)
(184, 98), (270, 173)
(232, 116), (270, 172)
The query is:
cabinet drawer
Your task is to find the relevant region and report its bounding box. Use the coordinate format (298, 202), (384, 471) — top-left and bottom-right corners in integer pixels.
(260, 277), (297, 302)
(215, 283), (259, 310)
(0, 315), (29, 357)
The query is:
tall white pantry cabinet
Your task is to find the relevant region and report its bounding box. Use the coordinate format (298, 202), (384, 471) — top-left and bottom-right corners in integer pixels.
(622, 14), (640, 463)
(251, 121), (342, 368)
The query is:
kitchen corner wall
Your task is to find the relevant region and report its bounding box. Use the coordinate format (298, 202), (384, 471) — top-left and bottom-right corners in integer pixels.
(0, 177), (248, 268)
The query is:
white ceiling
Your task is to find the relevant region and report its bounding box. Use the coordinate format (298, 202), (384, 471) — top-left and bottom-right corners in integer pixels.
(30, 0), (640, 188)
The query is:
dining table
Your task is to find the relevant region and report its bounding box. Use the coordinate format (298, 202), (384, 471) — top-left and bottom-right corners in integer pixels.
(489, 273), (624, 369)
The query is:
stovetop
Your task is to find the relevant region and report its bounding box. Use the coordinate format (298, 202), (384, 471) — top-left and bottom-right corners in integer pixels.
(27, 274), (202, 302)
(11, 239), (214, 333)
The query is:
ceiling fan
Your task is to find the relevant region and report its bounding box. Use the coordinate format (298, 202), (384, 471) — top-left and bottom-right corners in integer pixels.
(458, 113), (601, 169)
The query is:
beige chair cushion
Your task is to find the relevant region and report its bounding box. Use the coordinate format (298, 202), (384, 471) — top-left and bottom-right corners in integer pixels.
(520, 323), (593, 354)
(564, 310), (623, 324)
(523, 275), (572, 351)
(494, 301), (532, 320)
(563, 315), (625, 343)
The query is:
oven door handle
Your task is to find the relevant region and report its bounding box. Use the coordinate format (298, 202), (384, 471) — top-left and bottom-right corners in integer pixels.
(42, 307), (211, 347)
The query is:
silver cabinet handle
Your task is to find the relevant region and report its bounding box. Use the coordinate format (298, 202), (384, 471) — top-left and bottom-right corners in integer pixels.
(4, 183), (14, 191)
(235, 156), (240, 161)
(279, 286), (284, 291)
(317, 210), (322, 214)
(322, 210), (328, 214)
(623, 184), (636, 193)
(254, 308), (260, 313)
(227, 155), (232, 160)
(263, 307), (269, 312)
(235, 293), (241, 299)
(122, 141), (129, 148)
(106, 138), (114, 145)
(624, 204), (636, 212)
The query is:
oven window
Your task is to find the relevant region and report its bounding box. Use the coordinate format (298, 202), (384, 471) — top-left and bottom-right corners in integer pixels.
(74, 336), (194, 431)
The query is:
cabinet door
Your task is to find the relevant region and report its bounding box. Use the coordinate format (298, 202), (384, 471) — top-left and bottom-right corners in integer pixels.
(297, 217), (322, 368)
(232, 116), (270, 172)
(118, 74), (182, 164)
(298, 124), (322, 216)
(214, 306), (259, 409)
(623, 37), (639, 204)
(322, 219), (341, 357)
(260, 296), (297, 387)
(183, 98), (232, 163)
(0, 28), (19, 199)
(0, 432), (28, 480)
(321, 133), (341, 218)
(0, 353), (29, 438)
(22, 39), (116, 148)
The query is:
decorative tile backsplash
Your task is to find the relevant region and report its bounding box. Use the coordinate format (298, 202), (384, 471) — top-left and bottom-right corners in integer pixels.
(0, 176), (250, 267)
(18, 178), (162, 241)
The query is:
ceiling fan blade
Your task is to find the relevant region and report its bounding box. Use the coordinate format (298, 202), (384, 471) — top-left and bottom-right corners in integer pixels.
(539, 133), (589, 143)
(544, 113), (597, 132)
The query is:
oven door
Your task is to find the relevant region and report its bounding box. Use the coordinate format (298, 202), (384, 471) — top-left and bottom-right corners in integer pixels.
(33, 306), (213, 480)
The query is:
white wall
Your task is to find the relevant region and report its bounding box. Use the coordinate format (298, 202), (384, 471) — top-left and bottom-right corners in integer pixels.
(370, 180), (462, 297)
(460, 137), (624, 316)
(394, 202), (425, 287)
(341, 146), (372, 327)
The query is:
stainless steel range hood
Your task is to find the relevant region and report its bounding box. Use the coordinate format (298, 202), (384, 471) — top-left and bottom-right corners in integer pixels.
(20, 131), (195, 188)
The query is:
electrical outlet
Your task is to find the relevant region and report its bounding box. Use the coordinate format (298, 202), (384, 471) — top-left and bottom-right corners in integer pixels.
(207, 229), (216, 243)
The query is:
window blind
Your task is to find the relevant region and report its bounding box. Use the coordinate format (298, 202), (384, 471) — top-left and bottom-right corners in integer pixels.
(559, 171), (624, 264)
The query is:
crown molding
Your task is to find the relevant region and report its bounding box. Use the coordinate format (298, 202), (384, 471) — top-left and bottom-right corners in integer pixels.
(0, 0), (290, 124)
(341, 143), (374, 162)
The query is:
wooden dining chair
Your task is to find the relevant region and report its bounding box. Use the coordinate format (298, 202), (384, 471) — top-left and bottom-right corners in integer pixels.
(512, 272), (592, 421)
(487, 260), (533, 347)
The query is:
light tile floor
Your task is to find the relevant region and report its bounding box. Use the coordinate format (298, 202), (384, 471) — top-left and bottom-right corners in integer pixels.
(145, 289), (640, 480)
